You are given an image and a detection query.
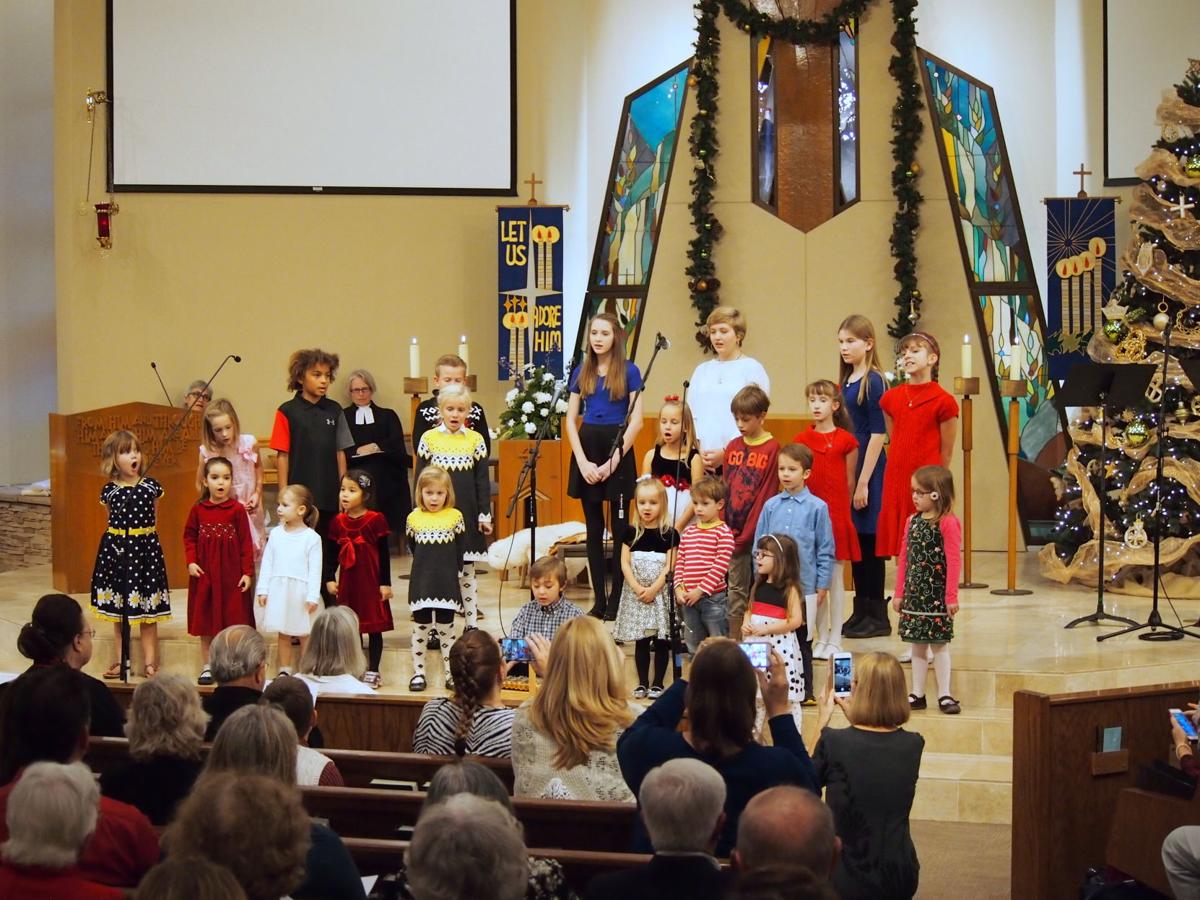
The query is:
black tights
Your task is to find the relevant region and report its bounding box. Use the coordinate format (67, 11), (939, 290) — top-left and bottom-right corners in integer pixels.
(367, 633), (383, 672)
(635, 638), (670, 688)
(582, 497), (628, 615)
(850, 533), (886, 600)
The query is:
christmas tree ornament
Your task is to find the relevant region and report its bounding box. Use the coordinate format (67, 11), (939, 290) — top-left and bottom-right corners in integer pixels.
(1154, 301), (1172, 332)
(1103, 318), (1129, 343)
(1136, 241), (1155, 275)
(1124, 517), (1149, 549)
(1177, 400), (1191, 423)
(1115, 330), (1148, 362)
(1125, 420), (1151, 447)
(1188, 155), (1200, 177)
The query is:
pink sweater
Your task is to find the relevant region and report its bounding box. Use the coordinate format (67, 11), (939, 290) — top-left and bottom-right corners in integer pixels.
(894, 513), (961, 606)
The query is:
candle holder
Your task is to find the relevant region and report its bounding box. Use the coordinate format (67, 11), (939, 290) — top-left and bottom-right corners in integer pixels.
(992, 379), (1033, 596)
(404, 377), (429, 423)
(953, 377), (987, 589)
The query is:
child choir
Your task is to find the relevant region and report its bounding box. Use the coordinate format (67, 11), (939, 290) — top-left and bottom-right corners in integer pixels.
(89, 310), (964, 710)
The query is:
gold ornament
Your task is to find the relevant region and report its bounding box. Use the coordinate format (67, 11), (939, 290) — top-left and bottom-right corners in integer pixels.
(1136, 241), (1155, 275)
(910, 162), (921, 175)
(1146, 372), (1164, 405)
(1187, 155), (1200, 177)
(687, 74), (698, 87)
(1125, 420), (1150, 448)
(1189, 58), (1200, 79)
(1191, 393), (1200, 418)
(1125, 517), (1149, 550)
(1103, 318), (1129, 343)
(1114, 330), (1147, 362)
(1177, 400), (1191, 423)
(1177, 308), (1200, 341)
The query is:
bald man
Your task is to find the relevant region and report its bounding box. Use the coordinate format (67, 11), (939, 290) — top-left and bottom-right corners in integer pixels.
(733, 786), (840, 882)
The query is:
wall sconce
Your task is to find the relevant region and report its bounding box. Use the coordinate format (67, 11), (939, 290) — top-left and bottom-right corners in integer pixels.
(95, 201), (118, 249)
(85, 89), (108, 123)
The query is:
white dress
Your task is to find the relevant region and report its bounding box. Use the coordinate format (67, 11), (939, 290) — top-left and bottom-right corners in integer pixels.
(255, 525), (322, 636)
(295, 672), (376, 696)
(688, 356), (771, 456)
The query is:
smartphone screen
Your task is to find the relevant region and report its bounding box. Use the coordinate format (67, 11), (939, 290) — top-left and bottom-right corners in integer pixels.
(501, 638), (530, 662)
(738, 641), (770, 669)
(1172, 708), (1199, 741)
(833, 654), (853, 696)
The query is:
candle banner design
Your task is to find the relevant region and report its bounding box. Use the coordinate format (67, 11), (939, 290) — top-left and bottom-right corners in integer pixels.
(497, 206), (565, 380)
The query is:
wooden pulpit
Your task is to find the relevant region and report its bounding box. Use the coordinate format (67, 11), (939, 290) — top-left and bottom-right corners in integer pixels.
(50, 402), (201, 593)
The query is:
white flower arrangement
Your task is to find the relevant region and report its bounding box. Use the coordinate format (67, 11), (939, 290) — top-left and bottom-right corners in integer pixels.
(497, 362), (567, 439)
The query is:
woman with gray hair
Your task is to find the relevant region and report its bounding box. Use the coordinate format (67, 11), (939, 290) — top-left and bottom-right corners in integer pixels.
(296, 606), (377, 695)
(342, 368), (412, 540)
(100, 673), (207, 824)
(203, 624), (268, 740)
(0, 761), (122, 899)
(407, 793), (530, 900)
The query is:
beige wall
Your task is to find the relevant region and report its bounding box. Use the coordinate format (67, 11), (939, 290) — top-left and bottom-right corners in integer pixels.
(1, 0), (55, 484)
(53, 1), (1121, 549)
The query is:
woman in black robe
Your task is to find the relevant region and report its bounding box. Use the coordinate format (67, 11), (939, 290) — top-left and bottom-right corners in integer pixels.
(342, 369), (413, 548)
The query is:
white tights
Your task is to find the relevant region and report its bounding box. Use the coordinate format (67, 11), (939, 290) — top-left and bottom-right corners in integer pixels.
(910, 642), (952, 699)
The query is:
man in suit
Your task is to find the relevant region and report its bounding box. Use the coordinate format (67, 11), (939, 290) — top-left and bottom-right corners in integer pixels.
(586, 758), (729, 900)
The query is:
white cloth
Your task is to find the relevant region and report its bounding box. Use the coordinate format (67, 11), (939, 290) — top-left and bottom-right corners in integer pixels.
(354, 405), (375, 425)
(295, 672), (377, 696)
(688, 356), (771, 454)
(256, 525), (322, 636)
(296, 744), (337, 785)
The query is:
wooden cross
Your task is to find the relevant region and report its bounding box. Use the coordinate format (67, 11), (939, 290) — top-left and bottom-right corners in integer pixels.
(524, 172), (543, 206)
(1174, 193), (1196, 219)
(1073, 163), (1091, 198)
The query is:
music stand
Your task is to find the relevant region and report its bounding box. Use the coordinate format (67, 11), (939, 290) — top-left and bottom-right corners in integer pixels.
(1056, 362), (1154, 630)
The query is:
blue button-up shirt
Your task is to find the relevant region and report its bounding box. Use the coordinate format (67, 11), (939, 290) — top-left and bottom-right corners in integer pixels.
(753, 488), (835, 595)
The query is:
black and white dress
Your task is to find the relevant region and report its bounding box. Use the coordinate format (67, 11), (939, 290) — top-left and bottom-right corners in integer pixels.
(90, 479), (172, 624)
(405, 508), (466, 613)
(612, 527), (679, 643)
(747, 582), (804, 701)
(411, 697), (515, 757)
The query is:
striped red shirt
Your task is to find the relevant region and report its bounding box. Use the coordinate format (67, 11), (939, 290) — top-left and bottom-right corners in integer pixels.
(675, 520), (735, 597)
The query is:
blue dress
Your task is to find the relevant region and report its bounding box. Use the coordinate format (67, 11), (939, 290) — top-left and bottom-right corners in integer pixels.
(843, 372), (887, 535)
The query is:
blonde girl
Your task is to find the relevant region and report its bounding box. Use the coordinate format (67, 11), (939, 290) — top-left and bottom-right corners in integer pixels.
(744, 533), (806, 725)
(255, 484), (322, 674)
(566, 312), (644, 619)
(837, 314), (891, 639)
(415, 383), (491, 629)
(641, 395), (704, 530)
(892, 465), (962, 714)
(612, 478), (680, 699)
(406, 466), (466, 692)
(197, 398), (266, 560)
(793, 380), (861, 659)
(91, 430), (171, 679)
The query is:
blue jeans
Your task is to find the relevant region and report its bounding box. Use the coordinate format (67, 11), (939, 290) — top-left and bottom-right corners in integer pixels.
(681, 591), (729, 653)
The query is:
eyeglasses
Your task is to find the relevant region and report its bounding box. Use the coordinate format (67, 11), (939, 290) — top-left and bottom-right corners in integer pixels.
(349, 386), (372, 394)
(911, 489), (934, 497)
(753, 549), (774, 558)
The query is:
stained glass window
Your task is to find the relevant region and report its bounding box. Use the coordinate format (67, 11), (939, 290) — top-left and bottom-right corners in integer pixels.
(575, 294), (643, 361)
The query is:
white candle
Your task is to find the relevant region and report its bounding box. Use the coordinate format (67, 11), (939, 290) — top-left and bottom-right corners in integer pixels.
(458, 335), (470, 370)
(961, 334), (972, 381)
(409, 337), (420, 379)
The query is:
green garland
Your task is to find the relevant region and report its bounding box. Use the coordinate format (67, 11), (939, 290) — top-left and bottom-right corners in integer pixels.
(685, 0), (924, 348)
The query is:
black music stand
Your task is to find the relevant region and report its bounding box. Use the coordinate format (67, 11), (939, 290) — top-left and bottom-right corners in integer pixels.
(1057, 362), (1153, 630)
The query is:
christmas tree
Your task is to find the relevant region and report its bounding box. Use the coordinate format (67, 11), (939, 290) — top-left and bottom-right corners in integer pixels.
(1041, 60), (1200, 596)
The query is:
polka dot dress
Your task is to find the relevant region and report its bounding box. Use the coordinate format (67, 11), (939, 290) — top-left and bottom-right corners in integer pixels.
(747, 582), (805, 701)
(90, 479), (172, 624)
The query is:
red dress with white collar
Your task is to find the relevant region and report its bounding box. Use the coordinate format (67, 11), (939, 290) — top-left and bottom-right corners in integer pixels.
(184, 497), (255, 636)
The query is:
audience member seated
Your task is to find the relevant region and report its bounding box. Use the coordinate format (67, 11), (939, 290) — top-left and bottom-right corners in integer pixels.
(164, 773), (309, 900)
(13, 592), (124, 737)
(0, 761), (123, 899)
(733, 787), (839, 884)
(405, 793), (529, 900)
(99, 673), (206, 825)
(134, 856), (248, 900)
(512, 617), (636, 801)
(1163, 710), (1200, 900)
(204, 704), (365, 899)
(203, 624), (267, 740)
(261, 674), (344, 786)
(295, 606), (377, 696)
(729, 863), (839, 900)
(618, 639), (818, 856)
(812, 651), (922, 900)
(0, 666), (158, 888)
(381, 760), (575, 900)
(413, 628), (515, 758)
(586, 758), (729, 900)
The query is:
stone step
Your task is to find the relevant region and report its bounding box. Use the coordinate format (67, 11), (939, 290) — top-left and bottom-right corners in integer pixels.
(911, 752), (1013, 825)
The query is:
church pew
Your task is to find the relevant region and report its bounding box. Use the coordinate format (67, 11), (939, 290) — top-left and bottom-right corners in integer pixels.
(302, 785), (638, 852)
(1107, 786), (1200, 897)
(84, 736), (514, 790)
(1012, 680), (1200, 900)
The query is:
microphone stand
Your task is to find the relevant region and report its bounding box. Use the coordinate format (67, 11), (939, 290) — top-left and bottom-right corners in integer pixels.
(150, 362), (174, 407)
(112, 354), (241, 682)
(506, 368), (572, 563)
(664, 379), (690, 681)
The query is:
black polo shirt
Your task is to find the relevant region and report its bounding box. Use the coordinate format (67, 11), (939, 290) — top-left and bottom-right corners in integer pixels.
(270, 393), (354, 510)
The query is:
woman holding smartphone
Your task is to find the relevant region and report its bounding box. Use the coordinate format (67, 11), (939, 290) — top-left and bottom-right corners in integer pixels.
(813, 651), (924, 900)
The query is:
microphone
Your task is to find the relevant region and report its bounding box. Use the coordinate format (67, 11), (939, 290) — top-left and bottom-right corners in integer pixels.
(682, 380), (690, 389)
(150, 361), (173, 406)
(232, 355), (242, 363)
(655, 332), (671, 351)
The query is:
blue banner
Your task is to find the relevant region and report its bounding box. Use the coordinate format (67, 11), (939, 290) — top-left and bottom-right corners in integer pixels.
(1045, 197), (1117, 380)
(498, 207), (565, 379)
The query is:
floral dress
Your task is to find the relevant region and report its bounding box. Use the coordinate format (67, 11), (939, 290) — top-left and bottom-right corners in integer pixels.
(895, 513), (961, 644)
(90, 479), (172, 623)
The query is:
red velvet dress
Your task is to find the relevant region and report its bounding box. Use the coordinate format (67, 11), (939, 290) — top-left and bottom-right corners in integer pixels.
(184, 498), (255, 636)
(876, 382), (959, 557)
(793, 427), (862, 562)
(329, 510), (394, 633)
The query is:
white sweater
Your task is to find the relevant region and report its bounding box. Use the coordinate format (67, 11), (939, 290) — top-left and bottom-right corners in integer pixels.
(688, 356), (771, 453)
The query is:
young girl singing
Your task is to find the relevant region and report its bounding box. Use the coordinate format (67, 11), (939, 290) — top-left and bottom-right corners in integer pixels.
(197, 398), (266, 560)
(91, 430), (171, 679)
(742, 532), (806, 725)
(641, 396), (704, 531)
(327, 470), (393, 688)
(838, 314), (891, 638)
(256, 484), (322, 673)
(415, 384), (491, 629)
(892, 465), (962, 714)
(794, 381), (860, 659)
(566, 312), (644, 619)
(877, 332), (958, 563)
(407, 466), (467, 692)
(613, 478), (679, 700)
(185, 456), (255, 685)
